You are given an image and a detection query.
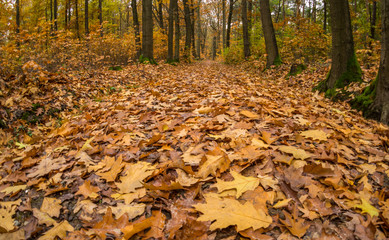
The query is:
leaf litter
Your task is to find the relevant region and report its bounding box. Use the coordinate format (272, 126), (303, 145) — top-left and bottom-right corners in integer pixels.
(0, 61), (389, 239)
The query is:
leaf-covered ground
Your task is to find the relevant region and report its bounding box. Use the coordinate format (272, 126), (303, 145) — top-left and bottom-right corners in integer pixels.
(1, 61), (389, 239)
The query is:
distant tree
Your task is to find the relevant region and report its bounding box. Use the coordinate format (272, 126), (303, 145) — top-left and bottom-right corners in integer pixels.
(226, 0), (235, 48)
(260, 0), (281, 68)
(142, 0), (154, 61)
(316, 0), (362, 96)
(99, 0), (103, 36)
(16, 0), (20, 34)
(132, 0), (141, 58)
(174, 1), (180, 60)
(168, 0), (177, 62)
(54, 0), (58, 31)
(183, 0), (192, 59)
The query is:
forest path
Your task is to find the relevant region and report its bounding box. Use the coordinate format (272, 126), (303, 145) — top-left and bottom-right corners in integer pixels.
(1, 62), (388, 239)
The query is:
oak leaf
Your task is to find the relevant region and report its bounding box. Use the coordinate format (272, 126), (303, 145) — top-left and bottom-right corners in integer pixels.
(194, 193), (272, 231)
(40, 197), (62, 218)
(197, 152), (230, 179)
(0, 200), (21, 232)
(240, 110), (259, 119)
(215, 171), (260, 198)
(96, 155), (124, 182)
(116, 161), (155, 193)
(38, 220), (74, 240)
(353, 198), (379, 217)
(280, 208), (309, 238)
(300, 130), (328, 141)
(0, 185), (26, 196)
(75, 180), (101, 199)
(278, 146), (312, 160)
(27, 157), (66, 178)
(32, 208), (57, 226)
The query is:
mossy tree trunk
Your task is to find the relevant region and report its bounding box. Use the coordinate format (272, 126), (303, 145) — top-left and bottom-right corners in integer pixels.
(260, 0), (281, 68)
(319, 0), (361, 96)
(373, 0), (389, 124)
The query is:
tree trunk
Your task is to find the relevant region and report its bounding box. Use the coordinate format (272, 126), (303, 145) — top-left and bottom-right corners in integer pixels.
(222, 0), (226, 49)
(75, 0), (80, 39)
(65, 0), (68, 29)
(158, 0), (165, 32)
(323, 0), (327, 32)
(248, 0), (252, 39)
(54, 0), (58, 31)
(320, 0), (361, 93)
(260, 0), (280, 68)
(16, 0), (20, 34)
(191, 1), (197, 58)
(174, 2), (180, 60)
(85, 0), (89, 35)
(282, 0), (286, 21)
(168, 0), (177, 61)
(312, 0), (316, 23)
(99, 0), (103, 36)
(370, 1), (377, 39)
(132, 0), (141, 58)
(183, 0), (192, 59)
(373, 0), (389, 124)
(197, 0), (201, 57)
(242, 0), (250, 58)
(142, 0), (154, 60)
(226, 0), (234, 48)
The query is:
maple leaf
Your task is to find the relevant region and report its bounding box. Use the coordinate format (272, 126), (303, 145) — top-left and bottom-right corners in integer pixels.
(197, 152), (230, 179)
(300, 129), (328, 141)
(38, 221), (74, 240)
(40, 197), (62, 218)
(278, 146), (312, 160)
(194, 193), (272, 231)
(116, 161), (155, 193)
(215, 171), (260, 198)
(75, 180), (101, 199)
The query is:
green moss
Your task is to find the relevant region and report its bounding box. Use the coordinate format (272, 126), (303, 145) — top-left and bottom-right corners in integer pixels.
(273, 55), (282, 66)
(287, 63), (307, 77)
(166, 59), (179, 65)
(351, 75), (378, 117)
(109, 66), (123, 71)
(139, 55), (158, 65)
(334, 53), (362, 89)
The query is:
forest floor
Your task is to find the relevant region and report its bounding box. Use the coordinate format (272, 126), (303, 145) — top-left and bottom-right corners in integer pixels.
(0, 61), (389, 239)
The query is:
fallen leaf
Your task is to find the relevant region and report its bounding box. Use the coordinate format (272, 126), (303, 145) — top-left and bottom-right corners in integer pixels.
(300, 130), (328, 141)
(75, 180), (101, 199)
(38, 220), (74, 240)
(278, 146), (312, 160)
(215, 171), (260, 198)
(32, 208), (57, 226)
(116, 161), (155, 193)
(240, 110), (259, 119)
(197, 152), (230, 179)
(194, 193), (272, 231)
(40, 197), (62, 218)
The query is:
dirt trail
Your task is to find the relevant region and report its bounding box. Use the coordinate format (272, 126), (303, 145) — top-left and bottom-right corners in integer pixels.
(1, 62), (388, 239)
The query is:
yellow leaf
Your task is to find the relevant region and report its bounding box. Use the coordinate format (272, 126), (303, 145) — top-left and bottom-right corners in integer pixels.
(278, 146), (312, 160)
(96, 155), (124, 182)
(116, 162), (155, 193)
(0, 200), (20, 232)
(257, 174), (278, 189)
(194, 193), (272, 231)
(197, 153), (230, 179)
(273, 199), (292, 209)
(300, 130), (328, 141)
(109, 203), (145, 219)
(38, 221), (74, 240)
(75, 180), (101, 199)
(215, 171), (260, 198)
(40, 197), (62, 218)
(354, 198), (379, 217)
(32, 208), (57, 226)
(250, 138), (269, 149)
(240, 110), (259, 119)
(0, 185), (26, 196)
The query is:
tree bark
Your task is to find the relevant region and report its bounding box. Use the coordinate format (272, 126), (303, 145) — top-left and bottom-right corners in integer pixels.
(132, 0), (141, 58)
(191, 0), (197, 58)
(158, 0), (165, 32)
(370, 1), (377, 39)
(174, 2), (180, 60)
(16, 0), (20, 34)
(54, 0), (58, 31)
(99, 0), (103, 36)
(321, 0), (361, 92)
(142, 0), (154, 60)
(242, 0), (250, 58)
(260, 0), (280, 67)
(373, 0), (389, 124)
(183, 0), (192, 59)
(222, 0), (226, 49)
(226, 0), (234, 48)
(75, 0), (80, 39)
(85, 0), (89, 35)
(323, 0), (327, 32)
(197, 0), (201, 57)
(168, 0), (177, 61)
